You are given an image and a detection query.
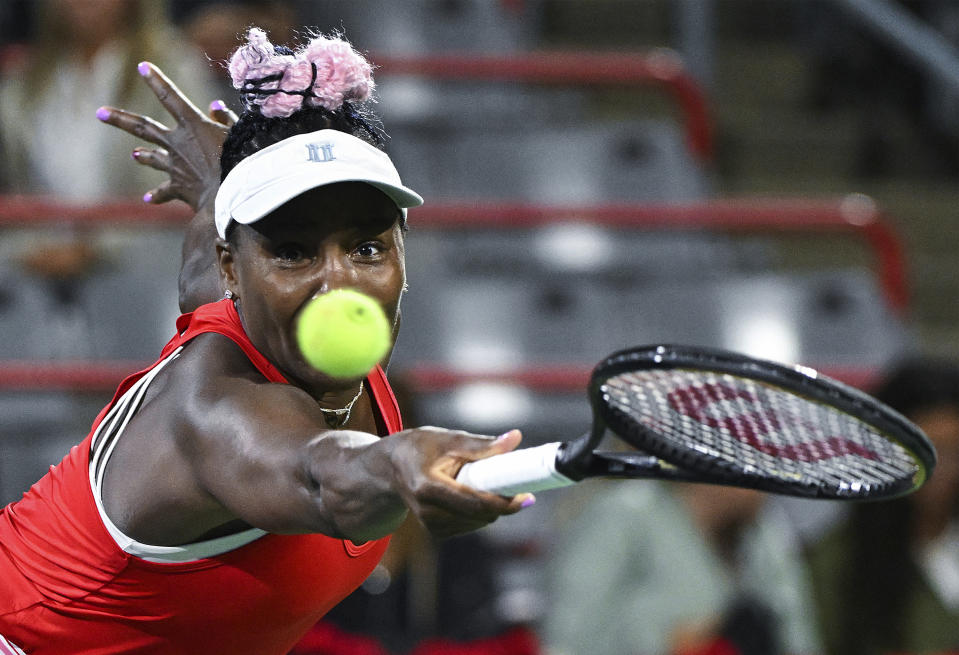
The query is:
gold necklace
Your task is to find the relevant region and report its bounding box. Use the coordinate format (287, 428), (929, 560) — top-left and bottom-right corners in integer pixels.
(320, 382), (364, 429)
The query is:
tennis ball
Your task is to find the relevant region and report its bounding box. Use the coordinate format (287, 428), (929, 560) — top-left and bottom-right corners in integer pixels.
(296, 289), (391, 379)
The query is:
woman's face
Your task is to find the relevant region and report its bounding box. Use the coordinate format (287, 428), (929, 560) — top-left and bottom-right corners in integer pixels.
(218, 182), (406, 392)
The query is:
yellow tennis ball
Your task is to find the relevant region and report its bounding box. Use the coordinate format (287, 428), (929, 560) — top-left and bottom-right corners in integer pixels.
(296, 289), (391, 379)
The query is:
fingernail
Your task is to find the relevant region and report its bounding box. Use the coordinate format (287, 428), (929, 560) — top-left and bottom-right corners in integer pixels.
(95, 107), (110, 121)
(210, 99), (226, 112)
(131, 150), (140, 160)
(137, 61), (150, 76)
(493, 431), (514, 444)
(142, 192), (152, 203)
(521, 494), (536, 509)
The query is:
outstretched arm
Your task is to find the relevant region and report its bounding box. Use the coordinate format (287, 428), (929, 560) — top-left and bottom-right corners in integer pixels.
(97, 62), (233, 312)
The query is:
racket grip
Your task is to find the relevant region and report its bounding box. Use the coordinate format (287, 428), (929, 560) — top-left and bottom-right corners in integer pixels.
(456, 442), (576, 495)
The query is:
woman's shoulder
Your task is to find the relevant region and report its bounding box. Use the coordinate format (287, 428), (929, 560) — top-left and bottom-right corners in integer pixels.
(164, 331), (321, 428)
(121, 333), (265, 443)
(168, 331), (275, 394)
(130, 333), (311, 477)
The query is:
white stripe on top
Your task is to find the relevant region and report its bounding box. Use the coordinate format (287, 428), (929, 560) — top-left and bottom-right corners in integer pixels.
(0, 635), (27, 655)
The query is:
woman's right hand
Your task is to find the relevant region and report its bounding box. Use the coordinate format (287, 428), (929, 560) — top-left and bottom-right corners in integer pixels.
(384, 427), (534, 539)
(96, 62), (235, 213)
(311, 426), (534, 541)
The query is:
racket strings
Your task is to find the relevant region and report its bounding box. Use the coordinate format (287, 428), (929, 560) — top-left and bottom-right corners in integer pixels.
(602, 369), (919, 496)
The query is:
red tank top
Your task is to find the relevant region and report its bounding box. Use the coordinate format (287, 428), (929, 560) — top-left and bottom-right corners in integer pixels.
(0, 299), (397, 654)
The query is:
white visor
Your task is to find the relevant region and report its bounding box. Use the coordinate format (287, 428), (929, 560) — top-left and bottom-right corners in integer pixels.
(214, 129), (424, 239)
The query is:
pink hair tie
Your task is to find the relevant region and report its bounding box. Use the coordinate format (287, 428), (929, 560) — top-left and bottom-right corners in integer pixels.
(228, 28), (374, 118)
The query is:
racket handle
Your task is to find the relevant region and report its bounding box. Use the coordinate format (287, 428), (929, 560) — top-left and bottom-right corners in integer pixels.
(456, 442), (576, 495)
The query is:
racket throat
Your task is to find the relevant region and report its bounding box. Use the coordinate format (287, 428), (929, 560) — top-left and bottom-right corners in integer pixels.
(555, 423), (606, 480)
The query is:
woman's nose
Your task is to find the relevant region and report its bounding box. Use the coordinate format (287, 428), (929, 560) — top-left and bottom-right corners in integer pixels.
(312, 253), (358, 295)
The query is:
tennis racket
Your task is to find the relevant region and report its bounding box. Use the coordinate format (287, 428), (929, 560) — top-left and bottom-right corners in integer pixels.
(456, 345), (936, 500)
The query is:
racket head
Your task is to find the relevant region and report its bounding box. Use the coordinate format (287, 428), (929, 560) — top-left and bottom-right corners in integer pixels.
(584, 344), (937, 500)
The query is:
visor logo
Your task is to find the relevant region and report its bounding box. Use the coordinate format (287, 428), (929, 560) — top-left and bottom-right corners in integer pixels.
(306, 143), (336, 163)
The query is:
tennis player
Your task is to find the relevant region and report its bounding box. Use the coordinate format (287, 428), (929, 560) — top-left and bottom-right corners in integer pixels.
(0, 28), (532, 654)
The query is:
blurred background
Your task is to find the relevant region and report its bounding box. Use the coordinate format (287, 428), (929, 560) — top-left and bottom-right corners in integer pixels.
(1, 1), (958, 654)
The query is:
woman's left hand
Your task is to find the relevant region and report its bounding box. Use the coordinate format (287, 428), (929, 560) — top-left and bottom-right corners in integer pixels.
(97, 62), (238, 311)
(97, 62), (235, 213)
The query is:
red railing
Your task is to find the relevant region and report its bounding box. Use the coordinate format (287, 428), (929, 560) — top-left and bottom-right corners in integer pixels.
(0, 359), (884, 394)
(0, 360), (145, 392)
(0, 194), (908, 393)
(0, 45), (712, 162)
(0, 193), (908, 311)
(398, 364), (883, 396)
(0, 195), (191, 227)
(409, 196), (909, 315)
(372, 49), (714, 162)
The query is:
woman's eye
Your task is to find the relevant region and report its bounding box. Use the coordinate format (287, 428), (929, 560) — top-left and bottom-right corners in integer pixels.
(275, 245), (307, 262)
(353, 242), (384, 258)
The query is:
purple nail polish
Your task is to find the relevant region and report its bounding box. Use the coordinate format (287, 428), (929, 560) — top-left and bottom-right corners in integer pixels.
(95, 107), (110, 121)
(521, 495), (536, 509)
(494, 430), (516, 444)
(142, 192), (153, 203)
(137, 61), (150, 76)
(131, 150), (140, 160)
(210, 100), (226, 112)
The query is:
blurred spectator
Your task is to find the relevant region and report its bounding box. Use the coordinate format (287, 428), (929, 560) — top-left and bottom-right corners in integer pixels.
(0, 0), (212, 200)
(0, 0), (212, 354)
(542, 481), (822, 655)
(807, 357), (959, 655)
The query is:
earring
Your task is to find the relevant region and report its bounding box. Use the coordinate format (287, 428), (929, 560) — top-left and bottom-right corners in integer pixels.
(224, 289), (234, 300)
